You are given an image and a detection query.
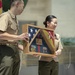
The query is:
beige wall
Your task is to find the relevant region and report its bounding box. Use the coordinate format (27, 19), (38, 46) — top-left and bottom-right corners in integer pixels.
(18, 0), (75, 38)
(52, 0), (75, 37)
(17, 0), (51, 27)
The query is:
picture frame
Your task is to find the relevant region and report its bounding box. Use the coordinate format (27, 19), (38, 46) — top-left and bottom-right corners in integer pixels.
(22, 24), (55, 57)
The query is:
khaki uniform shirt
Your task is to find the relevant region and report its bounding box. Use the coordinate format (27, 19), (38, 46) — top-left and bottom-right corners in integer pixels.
(0, 10), (19, 43)
(39, 33), (63, 62)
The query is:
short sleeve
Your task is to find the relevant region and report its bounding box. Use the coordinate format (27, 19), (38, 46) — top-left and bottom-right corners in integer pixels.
(58, 35), (63, 50)
(56, 33), (63, 50)
(0, 14), (9, 31)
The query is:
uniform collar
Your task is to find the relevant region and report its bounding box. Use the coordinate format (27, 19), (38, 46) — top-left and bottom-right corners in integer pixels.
(8, 10), (16, 19)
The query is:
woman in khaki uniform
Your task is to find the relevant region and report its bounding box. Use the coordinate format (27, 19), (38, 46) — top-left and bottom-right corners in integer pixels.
(38, 15), (63, 75)
(0, 0), (28, 75)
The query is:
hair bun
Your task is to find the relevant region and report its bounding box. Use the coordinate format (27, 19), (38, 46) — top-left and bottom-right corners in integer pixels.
(43, 21), (46, 25)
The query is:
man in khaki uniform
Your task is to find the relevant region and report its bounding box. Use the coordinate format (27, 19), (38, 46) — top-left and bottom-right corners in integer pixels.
(0, 0), (28, 75)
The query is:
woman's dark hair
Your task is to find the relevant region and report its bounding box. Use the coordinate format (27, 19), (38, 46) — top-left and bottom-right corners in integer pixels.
(43, 15), (57, 27)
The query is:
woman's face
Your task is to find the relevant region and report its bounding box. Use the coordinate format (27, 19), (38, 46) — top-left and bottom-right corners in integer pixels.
(47, 18), (57, 30)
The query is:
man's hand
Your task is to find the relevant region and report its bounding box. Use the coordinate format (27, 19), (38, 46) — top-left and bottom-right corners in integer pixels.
(19, 33), (29, 42)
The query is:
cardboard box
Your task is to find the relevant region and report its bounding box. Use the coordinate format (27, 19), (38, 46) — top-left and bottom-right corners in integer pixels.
(22, 24), (55, 57)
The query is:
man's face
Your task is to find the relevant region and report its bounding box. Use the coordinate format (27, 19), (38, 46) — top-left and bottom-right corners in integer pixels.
(16, 2), (24, 15)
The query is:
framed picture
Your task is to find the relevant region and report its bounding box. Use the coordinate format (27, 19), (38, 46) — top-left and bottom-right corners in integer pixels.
(22, 24), (55, 57)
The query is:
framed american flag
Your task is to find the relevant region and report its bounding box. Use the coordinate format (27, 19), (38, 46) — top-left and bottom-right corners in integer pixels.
(22, 24), (55, 57)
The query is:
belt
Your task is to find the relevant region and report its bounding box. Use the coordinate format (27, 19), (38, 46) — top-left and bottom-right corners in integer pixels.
(0, 42), (18, 46)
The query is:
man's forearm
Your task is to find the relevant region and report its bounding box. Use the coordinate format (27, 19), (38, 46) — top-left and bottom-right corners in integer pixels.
(0, 32), (20, 40)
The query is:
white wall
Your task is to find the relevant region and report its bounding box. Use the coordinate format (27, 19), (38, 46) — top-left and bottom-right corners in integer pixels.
(17, 0), (75, 38)
(17, 0), (51, 27)
(52, 0), (75, 37)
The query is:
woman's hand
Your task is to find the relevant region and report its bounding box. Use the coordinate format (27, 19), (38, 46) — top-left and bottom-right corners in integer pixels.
(55, 49), (62, 55)
(32, 54), (40, 57)
(18, 44), (23, 51)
